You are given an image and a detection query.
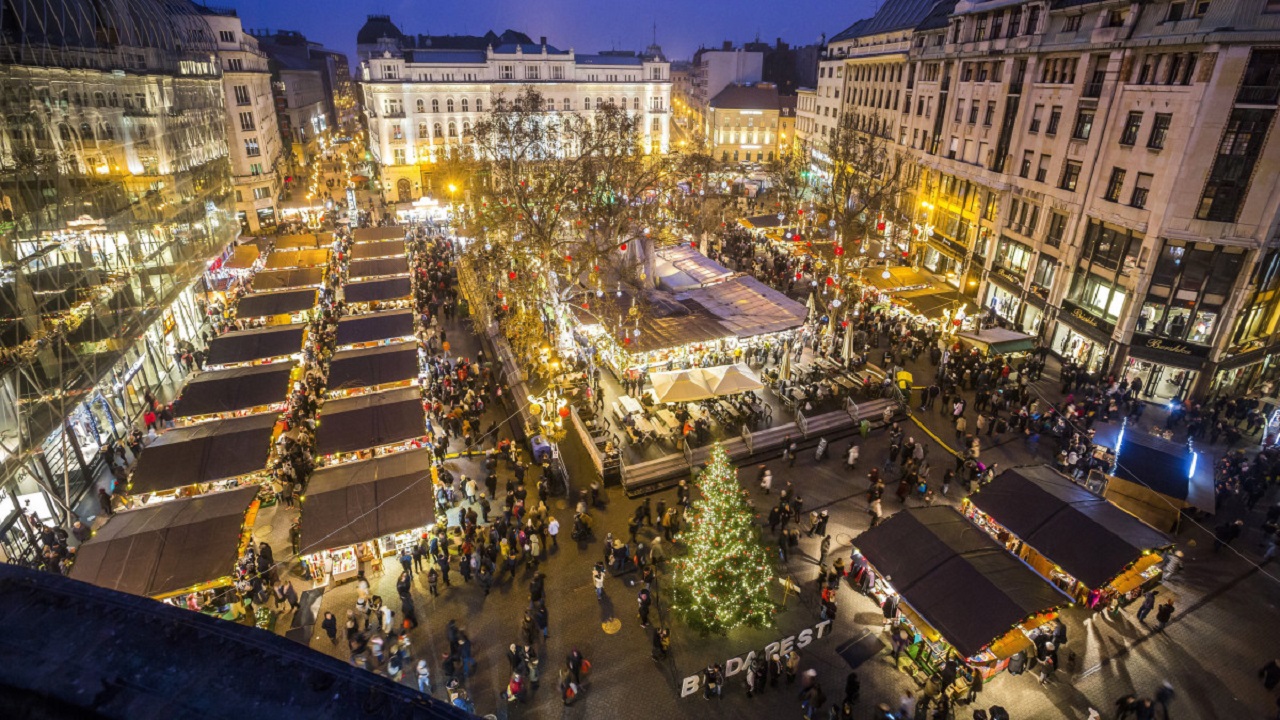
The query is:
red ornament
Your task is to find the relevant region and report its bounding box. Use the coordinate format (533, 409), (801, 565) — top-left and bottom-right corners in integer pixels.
(902, 250), (910, 258)
(565, 254), (573, 261)
(953, 319), (962, 326)
(876, 221), (886, 232)
(558, 406), (571, 419)
(508, 271), (517, 280)
(834, 247), (845, 256)
(623, 337), (632, 345)
(691, 241), (697, 248)
(825, 277), (835, 286)
(582, 303), (590, 309)
(795, 272), (803, 279)
(841, 320), (849, 328)
(619, 243), (628, 252)
(501, 304), (509, 311)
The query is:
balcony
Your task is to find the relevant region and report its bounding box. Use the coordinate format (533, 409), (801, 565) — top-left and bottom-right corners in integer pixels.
(648, 108), (667, 114)
(383, 110), (406, 118)
(1237, 85), (1280, 106)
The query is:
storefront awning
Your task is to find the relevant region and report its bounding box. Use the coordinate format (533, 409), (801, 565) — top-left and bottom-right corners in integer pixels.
(335, 310), (415, 346)
(174, 361), (297, 419)
(234, 289), (317, 319)
(344, 276), (412, 304)
(956, 328), (1036, 355)
(250, 267), (325, 292)
(351, 240), (406, 260)
(264, 249), (331, 270)
(860, 266), (936, 294)
(349, 256), (410, 280)
(316, 387), (425, 455)
(352, 227), (407, 243)
(129, 414), (277, 494)
(69, 486), (257, 598)
(206, 325), (305, 367)
(969, 466), (1172, 589)
(853, 506), (1072, 658)
(300, 448), (436, 553)
(327, 342), (419, 392)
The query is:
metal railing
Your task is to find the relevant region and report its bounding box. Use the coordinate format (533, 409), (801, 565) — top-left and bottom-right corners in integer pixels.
(682, 437), (694, 467)
(741, 422), (754, 454)
(846, 397), (860, 424)
(796, 409), (810, 438)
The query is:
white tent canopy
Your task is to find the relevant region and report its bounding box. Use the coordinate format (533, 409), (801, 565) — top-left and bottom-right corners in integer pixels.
(650, 369), (715, 403)
(702, 363), (764, 395)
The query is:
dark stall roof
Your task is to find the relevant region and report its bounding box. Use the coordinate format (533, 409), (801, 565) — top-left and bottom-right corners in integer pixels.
(854, 506), (1071, 658)
(300, 448), (436, 552)
(264, 249), (331, 269)
(352, 226), (408, 242)
(173, 362), (297, 418)
(328, 342), (419, 392)
(351, 240), (406, 259)
(335, 309), (416, 346)
(234, 289), (317, 318)
(345, 276), (412, 304)
(969, 466), (1172, 589)
(250, 266), (326, 291)
(129, 414), (277, 494)
(68, 486), (257, 598)
(1111, 430), (1194, 501)
(316, 387), (424, 455)
(207, 325), (305, 366)
(350, 256), (410, 279)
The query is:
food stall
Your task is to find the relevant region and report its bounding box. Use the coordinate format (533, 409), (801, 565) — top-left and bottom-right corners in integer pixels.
(1088, 423), (1216, 532)
(206, 325), (306, 370)
(69, 485), (259, 602)
(232, 288), (318, 325)
(351, 240), (406, 260)
(349, 256), (410, 280)
(343, 276), (412, 311)
(315, 387), (428, 466)
(250, 266), (326, 292)
(965, 466), (1173, 607)
(173, 361), (298, 425)
(352, 226), (407, 243)
(264, 249), (331, 270)
(326, 342), (420, 398)
(127, 414), (277, 502)
(955, 328), (1037, 358)
(334, 309), (416, 350)
(852, 506), (1072, 689)
(299, 448), (437, 587)
(273, 232), (331, 250)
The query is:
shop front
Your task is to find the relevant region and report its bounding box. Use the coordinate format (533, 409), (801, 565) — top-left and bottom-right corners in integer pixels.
(1021, 297), (1045, 339)
(1052, 301), (1114, 374)
(984, 271), (1024, 327)
(1211, 343), (1278, 399)
(1124, 335), (1210, 405)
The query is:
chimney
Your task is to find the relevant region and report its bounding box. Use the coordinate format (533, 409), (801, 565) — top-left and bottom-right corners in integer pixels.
(540, 36), (547, 46)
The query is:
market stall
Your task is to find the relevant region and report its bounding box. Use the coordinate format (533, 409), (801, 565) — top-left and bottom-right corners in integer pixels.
(349, 256), (410, 280)
(173, 361), (298, 424)
(315, 387), (427, 462)
(335, 309), (415, 349)
(232, 288), (317, 322)
(206, 325), (306, 368)
(1089, 423), (1215, 532)
(299, 448), (436, 586)
(223, 245), (261, 272)
(352, 226), (406, 243)
(852, 506), (1072, 685)
(250, 267), (325, 292)
(327, 342), (420, 397)
(351, 240), (406, 260)
(965, 466), (1173, 606)
(673, 275), (807, 338)
(264, 249), (331, 270)
(128, 413), (277, 498)
(69, 485), (259, 600)
(955, 328), (1037, 357)
(273, 232), (330, 250)
(654, 245), (734, 292)
(343, 276), (412, 306)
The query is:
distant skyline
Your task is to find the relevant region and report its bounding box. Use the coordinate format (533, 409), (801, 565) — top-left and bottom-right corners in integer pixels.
(224, 0), (878, 64)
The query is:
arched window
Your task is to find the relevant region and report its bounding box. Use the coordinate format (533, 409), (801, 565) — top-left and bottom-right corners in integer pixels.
(416, 99), (425, 113)
(58, 124), (72, 142)
(446, 98), (454, 112)
(80, 122), (93, 139)
(462, 120), (471, 136)
(563, 98), (571, 111)
(94, 92), (105, 107)
(418, 122), (428, 137)
(461, 98), (469, 112)
(607, 97), (614, 107)
(448, 121), (457, 137)
(433, 122), (442, 138)
(431, 99), (439, 113)
(596, 98), (603, 109)
(108, 92), (118, 107)
(475, 98), (483, 112)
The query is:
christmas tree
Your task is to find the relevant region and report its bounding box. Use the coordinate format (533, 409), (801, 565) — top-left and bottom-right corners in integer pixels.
(672, 444), (777, 634)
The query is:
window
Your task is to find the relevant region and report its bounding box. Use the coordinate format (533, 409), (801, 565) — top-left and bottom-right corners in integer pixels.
(391, 124), (403, 140)
(446, 99), (454, 112)
(227, 58), (243, 72)
(433, 122), (442, 137)
(500, 65), (514, 80)
(1104, 167), (1126, 202)
(551, 66), (565, 80)
(1107, 9), (1127, 27)
(1197, 108), (1271, 221)
(525, 66), (540, 80)
(584, 97), (591, 110)
(974, 15), (988, 41)
(562, 98), (571, 111)
(417, 122), (428, 137)
(1046, 106), (1062, 135)
(1045, 212), (1067, 247)
(1064, 15), (1082, 32)
(461, 98), (469, 112)
(476, 99), (483, 112)
(448, 121), (457, 138)
(1148, 113), (1171, 149)
(393, 148), (406, 164)
(996, 237), (1033, 274)
(381, 64), (398, 80)
(219, 30), (235, 43)
(962, 63), (974, 82)
(1029, 104), (1043, 133)
(1020, 150), (1033, 178)
(983, 101), (996, 126)
(244, 137), (260, 156)
(1008, 6), (1022, 36)
(253, 186), (270, 200)
(1119, 111), (1142, 145)
(249, 163), (263, 175)
(1193, 1), (1210, 17)
(1036, 154), (1050, 183)
(233, 85), (250, 105)
(968, 102), (980, 124)
(415, 99), (424, 113)
(1167, 2), (1185, 21)
(238, 111), (255, 131)
(1072, 110), (1094, 140)
(1131, 173), (1153, 208)
(1027, 6), (1041, 32)
(1033, 255), (1059, 289)
(1060, 160), (1082, 191)
(955, 98), (964, 123)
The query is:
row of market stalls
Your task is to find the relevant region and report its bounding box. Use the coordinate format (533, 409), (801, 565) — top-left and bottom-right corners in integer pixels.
(852, 466), (1170, 694)
(343, 227), (413, 314)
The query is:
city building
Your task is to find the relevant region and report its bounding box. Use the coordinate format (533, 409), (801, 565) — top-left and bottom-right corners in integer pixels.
(686, 44), (765, 129)
(249, 30), (342, 164)
(706, 83), (783, 165)
(0, 0), (236, 560)
(815, 0), (1280, 400)
(201, 7), (286, 234)
(356, 16), (671, 203)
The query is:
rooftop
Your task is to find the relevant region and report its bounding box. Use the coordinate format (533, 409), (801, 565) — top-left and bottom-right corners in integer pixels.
(830, 0), (948, 42)
(709, 82), (781, 110)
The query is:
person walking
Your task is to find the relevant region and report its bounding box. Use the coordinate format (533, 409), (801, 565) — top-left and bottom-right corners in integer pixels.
(593, 561), (606, 600)
(651, 626), (671, 661)
(548, 517), (559, 548)
(321, 611), (338, 644)
(637, 587), (652, 627)
(1259, 659), (1280, 690)
(1155, 598), (1175, 631)
(1135, 589), (1157, 624)
(818, 535), (832, 565)
(416, 659), (432, 695)
(1037, 642), (1058, 686)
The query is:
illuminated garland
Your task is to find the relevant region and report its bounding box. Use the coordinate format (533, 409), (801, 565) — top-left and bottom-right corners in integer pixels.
(672, 443), (777, 634)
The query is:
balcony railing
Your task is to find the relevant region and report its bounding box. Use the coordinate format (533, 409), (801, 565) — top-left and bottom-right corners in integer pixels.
(383, 110), (406, 118)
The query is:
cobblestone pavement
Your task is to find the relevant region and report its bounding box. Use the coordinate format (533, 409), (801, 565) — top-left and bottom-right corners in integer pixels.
(260, 314), (1280, 720)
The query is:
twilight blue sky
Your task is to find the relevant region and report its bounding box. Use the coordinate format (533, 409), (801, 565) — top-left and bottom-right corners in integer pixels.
(225, 0), (878, 65)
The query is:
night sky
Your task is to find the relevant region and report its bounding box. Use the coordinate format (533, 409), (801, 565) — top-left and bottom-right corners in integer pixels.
(225, 0), (878, 65)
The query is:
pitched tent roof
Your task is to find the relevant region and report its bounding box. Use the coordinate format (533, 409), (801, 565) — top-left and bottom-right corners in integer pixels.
(316, 388), (424, 455)
(968, 466), (1172, 589)
(675, 275), (808, 337)
(654, 245), (734, 291)
(300, 448), (436, 553)
(251, 267), (325, 291)
(264, 249), (330, 269)
(345, 276), (412, 304)
(206, 325), (305, 366)
(853, 506), (1072, 658)
(702, 363), (764, 396)
(69, 486), (257, 598)
(173, 361), (297, 418)
(129, 414), (277, 494)
(233, 288), (317, 318)
(709, 83), (780, 110)
(335, 309), (416, 346)
(650, 369), (716, 403)
(351, 240), (406, 259)
(327, 342), (419, 392)
(349, 256), (410, 279)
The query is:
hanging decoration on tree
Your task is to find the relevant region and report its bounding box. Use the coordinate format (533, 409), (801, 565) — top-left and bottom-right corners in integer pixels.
(672, 444), (777, 635)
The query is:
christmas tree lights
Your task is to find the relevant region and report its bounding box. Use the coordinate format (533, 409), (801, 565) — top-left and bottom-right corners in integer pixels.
(672, 444), (777, 635)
